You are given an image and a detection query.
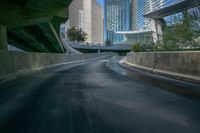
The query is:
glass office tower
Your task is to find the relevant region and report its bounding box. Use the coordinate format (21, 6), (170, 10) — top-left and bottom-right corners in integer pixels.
(131, 0), (164, 31)
(104, 0), (165, 44)
(104, 0), (132, 44)
(131, 0), (146, 30)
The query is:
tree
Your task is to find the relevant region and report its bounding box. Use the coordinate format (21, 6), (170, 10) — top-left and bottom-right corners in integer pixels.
(189, 7), (200, 48)
(163, 8), (200, 50)
(66, 27), (87, 42)
(131, 43), (141, 52)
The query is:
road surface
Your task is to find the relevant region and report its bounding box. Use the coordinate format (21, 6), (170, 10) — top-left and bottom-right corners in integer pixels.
(0, 56), (200, 133)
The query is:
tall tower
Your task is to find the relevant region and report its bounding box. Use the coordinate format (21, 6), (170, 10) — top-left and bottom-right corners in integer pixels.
(68, 0), (84, 29)
(104, 0), (132, 44)
(131, 0), (137, 30)
(68, 0), (103, 44)
(131, 0), (146, 30)
(91, 0), (104, 44)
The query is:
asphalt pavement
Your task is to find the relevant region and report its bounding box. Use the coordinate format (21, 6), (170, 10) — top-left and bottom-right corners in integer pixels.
(0, 55), (200, 133)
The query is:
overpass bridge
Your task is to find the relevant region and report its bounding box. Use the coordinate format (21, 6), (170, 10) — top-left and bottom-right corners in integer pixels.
(144, 0), (200, 42)
(0, 0), (73, 53)
(67, 42), (131, 54)
(144, 0), (200, 19)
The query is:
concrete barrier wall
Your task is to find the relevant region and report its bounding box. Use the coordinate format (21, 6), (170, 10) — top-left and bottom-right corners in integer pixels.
(154, 52), (200, 76)
(0, 51), (114, 81)
(127, 51), (200, 83)
(0, 51), (13, 78)
(127, 52), (155, 69)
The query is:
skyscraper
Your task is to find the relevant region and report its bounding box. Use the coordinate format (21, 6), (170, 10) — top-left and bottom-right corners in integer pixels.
(131, 0), (145, 30)
(131, 0), (165, 30)
(115, 0), (165, 44)
(104, 0), (132, 44)
(91, 0), (104, 44)
(68, 0), (103, 44)
(104, 0), (163, 44)
(116, 0), (199, 45)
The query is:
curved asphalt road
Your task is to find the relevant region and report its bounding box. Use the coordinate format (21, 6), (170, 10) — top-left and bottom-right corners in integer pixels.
(0, 56), (200, 133)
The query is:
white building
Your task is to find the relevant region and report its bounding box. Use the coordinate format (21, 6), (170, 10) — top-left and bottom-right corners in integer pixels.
(68, 0), (103, 45)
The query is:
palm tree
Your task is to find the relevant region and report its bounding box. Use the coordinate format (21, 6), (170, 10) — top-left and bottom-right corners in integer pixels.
(66, 27), (87, 42)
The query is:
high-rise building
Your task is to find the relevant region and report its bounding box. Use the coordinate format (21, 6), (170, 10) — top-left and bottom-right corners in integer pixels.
(68, 0), (103, 44)
(68, 0), (83, 29)
(131, 0), (165, 31)
(91, 0), (104, 44)
(115, 0), (165, 44)
(131, 0), (137, 30)
(131, 0), (145, 30)
(104, 0), (163, 44)
(104, 0), (132, 44)
(116, 0), (199, 45)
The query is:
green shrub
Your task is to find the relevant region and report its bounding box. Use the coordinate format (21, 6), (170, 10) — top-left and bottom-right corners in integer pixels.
(131, 43), (141, 52)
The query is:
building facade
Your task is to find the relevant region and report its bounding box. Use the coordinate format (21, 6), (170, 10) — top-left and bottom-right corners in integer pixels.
(104, 0), (163, 44)
(144, 0), (165, 30)
(91, 0), (104, 44)
(68, 0), (103, 44)
(116, 0), (166, 45)
(131, 0), (145, 30)
(68, 0), (83, 29)
(116, 0), (199, 45)
(104, 0), (132, 44)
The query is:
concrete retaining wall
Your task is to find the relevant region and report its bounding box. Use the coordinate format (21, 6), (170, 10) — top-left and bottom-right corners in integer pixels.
(127, 52), (155, 70)
(0, 51), (114, 82)
(127, 51), (200, 83)
(0, 51), (13, 78)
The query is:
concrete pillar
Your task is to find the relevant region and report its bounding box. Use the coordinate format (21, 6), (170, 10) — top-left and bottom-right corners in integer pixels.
(49, 22), (65, 53)
(150, 19), (163, 43)
(0, 25), (8, 50)
(155, 20), (163, 42)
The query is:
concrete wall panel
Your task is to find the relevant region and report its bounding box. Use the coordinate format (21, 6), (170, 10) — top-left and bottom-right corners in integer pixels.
(127, 51), (200, 83)
(0, 51), (13, 79)
(0, 51), (113, 82)
(155, 52), (200, 76)
(127, 52), (155, 68)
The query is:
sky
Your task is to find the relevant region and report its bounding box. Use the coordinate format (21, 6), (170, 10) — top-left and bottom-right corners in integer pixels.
(96, 0), (104, 6)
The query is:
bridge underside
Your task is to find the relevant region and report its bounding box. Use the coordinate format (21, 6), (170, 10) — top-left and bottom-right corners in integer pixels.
(144, 0), (200, 19)
(0, 0), (72, 53)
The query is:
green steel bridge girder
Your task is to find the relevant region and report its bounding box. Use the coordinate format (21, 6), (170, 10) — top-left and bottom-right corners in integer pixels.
(0, 0), (73, 53)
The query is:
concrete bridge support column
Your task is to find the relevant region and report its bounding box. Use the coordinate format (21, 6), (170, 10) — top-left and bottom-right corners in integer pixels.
(0, 25), (8, 51)
(150, 19), (163, 43)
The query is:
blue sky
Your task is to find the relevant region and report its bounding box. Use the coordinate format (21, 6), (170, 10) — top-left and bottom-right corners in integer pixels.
(96, 0), (104, 6)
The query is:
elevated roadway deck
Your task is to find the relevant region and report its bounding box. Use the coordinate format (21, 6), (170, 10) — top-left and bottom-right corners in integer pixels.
(144, 0), (200, 19)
